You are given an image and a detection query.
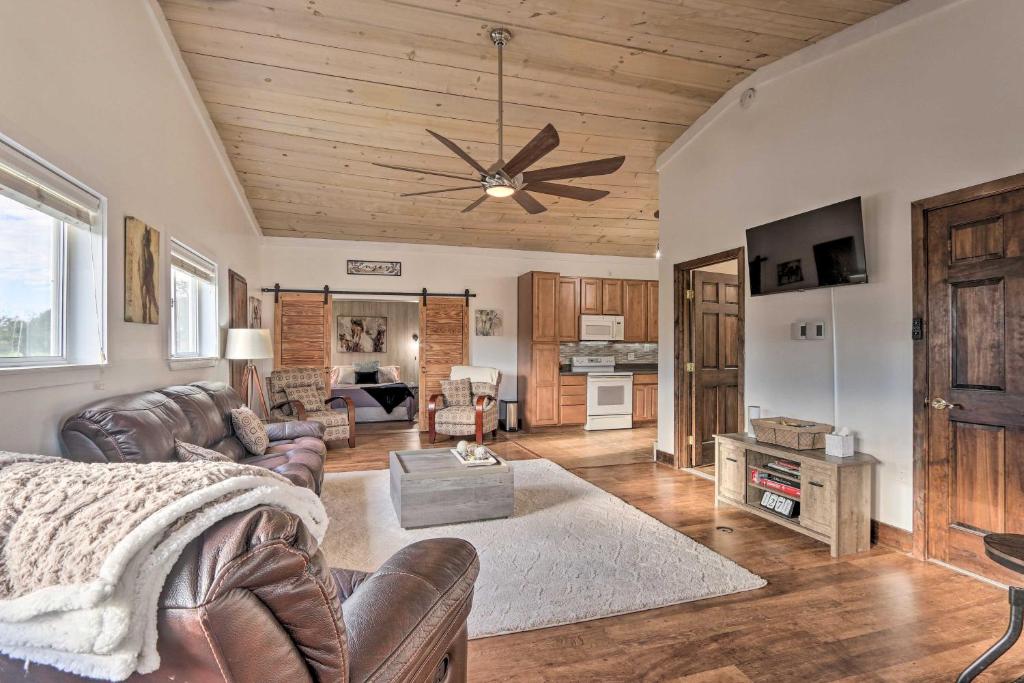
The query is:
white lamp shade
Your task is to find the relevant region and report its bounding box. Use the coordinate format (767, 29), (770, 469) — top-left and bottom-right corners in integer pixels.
(225, 328), (273, 360)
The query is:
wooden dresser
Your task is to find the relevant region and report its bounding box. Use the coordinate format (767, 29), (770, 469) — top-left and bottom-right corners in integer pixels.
(715, 433), (877, 557)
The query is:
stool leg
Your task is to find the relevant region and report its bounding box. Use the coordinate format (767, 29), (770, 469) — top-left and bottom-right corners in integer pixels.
(957, 586), (1024, 683)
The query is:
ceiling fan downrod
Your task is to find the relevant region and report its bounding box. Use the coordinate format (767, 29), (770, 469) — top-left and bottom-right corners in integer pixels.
(490, 28), (511, 165)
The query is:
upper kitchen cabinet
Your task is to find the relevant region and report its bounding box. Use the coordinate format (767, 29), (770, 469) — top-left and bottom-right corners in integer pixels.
(646, 280), (659, 342)
(557, 276), (580, 342)
(580, 277), (602, 315)
(602, 279), (624, 314)
(622, 280), (647, 342)
(524, 271), (559, 342)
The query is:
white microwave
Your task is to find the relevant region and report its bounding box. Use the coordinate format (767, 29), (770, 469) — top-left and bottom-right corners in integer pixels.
(579, 314), (624, 341)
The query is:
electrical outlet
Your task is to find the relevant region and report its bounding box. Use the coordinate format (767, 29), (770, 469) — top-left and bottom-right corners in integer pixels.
(627, 352), (636, 360)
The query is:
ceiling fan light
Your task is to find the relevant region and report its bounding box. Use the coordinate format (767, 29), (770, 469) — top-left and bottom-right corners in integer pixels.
(485, 185), (516, 198)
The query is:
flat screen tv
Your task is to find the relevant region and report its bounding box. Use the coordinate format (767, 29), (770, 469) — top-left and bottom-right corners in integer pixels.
(746, 197), (867, 297)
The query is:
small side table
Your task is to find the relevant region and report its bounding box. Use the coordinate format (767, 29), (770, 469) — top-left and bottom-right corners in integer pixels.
(956, 534), (1024, 682)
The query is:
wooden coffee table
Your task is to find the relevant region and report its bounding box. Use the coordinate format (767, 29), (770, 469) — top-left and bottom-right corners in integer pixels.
(389, 448), (514, 529)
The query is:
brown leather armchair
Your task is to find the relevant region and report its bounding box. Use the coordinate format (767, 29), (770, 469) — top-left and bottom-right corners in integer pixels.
(0, 506), (479, 682)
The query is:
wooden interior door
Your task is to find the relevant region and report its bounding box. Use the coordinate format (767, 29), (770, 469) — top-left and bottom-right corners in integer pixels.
(924, 187), (1024, 583)
(691, 271), (741, 466)
(227, 270), (247, 394)
(274, 292), (331, 388)
(418, 296), (470, 428)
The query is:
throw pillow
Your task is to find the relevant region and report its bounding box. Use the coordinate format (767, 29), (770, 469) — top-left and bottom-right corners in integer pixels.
(175, 440), (232, 463)
(230, 407), (270, 455)
(440, 377), (473, 406)
(355, 360), (380, 373)
(378, 365), (400, 383)
(471, 381), (498, 409)
(285, 385), (324, 413)
(355, 370), (378, 384)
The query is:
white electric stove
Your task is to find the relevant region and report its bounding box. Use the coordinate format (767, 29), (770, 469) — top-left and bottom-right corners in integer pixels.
(570, 356), (634, 431)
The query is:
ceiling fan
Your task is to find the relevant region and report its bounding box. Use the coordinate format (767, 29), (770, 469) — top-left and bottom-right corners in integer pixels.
(374, 28), (626, 215)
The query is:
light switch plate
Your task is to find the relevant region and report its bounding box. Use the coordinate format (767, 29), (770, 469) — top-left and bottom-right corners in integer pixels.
(810, 320), (828, 340)
(790, 322), (808, 340)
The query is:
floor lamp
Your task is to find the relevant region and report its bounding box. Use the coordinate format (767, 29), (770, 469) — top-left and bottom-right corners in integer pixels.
(225, 328), (273, 418)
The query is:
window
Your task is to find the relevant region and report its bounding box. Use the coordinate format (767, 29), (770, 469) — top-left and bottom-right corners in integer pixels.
(0, 135), (105, 370)
(169, 239), (217, 361)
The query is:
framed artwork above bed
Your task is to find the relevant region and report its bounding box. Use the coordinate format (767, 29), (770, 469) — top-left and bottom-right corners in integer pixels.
(338, 315), (387, 352)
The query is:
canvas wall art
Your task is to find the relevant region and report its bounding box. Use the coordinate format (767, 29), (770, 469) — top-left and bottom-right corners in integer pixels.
(124, 216), (160, 324)
(475, 309), (503, 336)
(338, 315), (387, 352)
(347, 260), (401, 276)
(248, 295), (263, 328)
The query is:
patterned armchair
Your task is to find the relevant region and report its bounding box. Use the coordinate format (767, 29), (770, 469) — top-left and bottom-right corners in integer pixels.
(428, 366), (501, 444)
(268, 367), (355, 448)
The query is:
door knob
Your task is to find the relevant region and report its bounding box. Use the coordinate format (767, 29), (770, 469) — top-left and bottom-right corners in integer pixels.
(931, 397), (963, 410)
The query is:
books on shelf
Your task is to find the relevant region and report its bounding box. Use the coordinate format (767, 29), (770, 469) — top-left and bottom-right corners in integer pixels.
(750, 469), (801, 498)
(763, 459), (800, 477)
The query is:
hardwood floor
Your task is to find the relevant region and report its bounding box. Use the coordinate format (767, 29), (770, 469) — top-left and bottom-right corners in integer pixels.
(326, 423), (1024, 682)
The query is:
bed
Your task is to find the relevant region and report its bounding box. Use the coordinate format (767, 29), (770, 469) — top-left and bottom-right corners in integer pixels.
(330, 365), (418, 423)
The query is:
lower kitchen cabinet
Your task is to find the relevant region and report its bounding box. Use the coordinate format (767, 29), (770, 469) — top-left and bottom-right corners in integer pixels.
(632, 373), (658, 422)
(559, 374), (586, 425)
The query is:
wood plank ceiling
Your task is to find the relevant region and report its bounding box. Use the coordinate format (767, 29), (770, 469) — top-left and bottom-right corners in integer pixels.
(159, 0), (901, 257)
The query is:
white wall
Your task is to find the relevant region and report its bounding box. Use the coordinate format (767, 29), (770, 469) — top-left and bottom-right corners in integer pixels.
(261, 237), (657, 400)
(656, 0), (1024, 530)
(0, 2), (261, 454)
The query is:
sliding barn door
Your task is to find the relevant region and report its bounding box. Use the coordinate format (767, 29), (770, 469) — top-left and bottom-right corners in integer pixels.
(925, 187), (1024, 583)
(274, 292), (331, 389)
(691, 271), (741, 466)
(419, 296), (470, 428)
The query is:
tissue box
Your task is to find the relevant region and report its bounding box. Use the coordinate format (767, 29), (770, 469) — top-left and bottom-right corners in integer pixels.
(825, 433), (855, 457)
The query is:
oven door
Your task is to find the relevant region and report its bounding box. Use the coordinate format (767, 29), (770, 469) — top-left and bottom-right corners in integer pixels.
(587, 375), (633, 416)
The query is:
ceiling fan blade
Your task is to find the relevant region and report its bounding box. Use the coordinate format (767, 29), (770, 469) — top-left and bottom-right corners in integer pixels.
(521, 155), (626, 183)
(400, 186), (481, 197)
(461, 195), (489, 213)
(501, 124), (560, 178)
(373, 162), (477, 183)
(426, 130), (488, 175)
(524, 182), (609, 202)
(486, 159), (505, 174)
(512, 190), (547, 215)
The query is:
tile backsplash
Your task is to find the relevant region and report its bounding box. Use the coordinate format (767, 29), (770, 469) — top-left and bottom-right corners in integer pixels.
(559, 342), (658, 365)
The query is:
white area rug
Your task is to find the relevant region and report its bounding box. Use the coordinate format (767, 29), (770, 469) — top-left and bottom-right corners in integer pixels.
(319, 459), (765, 638)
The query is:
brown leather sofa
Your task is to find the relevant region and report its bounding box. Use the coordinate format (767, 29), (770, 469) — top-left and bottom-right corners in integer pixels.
(0, 506), (479, 682)
(0, 381), (481, 681)
(60, 381), (328, 493)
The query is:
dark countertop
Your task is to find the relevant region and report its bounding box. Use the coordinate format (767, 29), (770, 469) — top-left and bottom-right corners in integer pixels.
(559, 363), (659, 376)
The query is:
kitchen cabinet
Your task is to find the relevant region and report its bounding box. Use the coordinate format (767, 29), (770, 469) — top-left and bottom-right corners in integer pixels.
(632, 373), (658, 422)
(623, 280), (647, 342)
(530, 271), (559, 342)
(580, 277), (602, 315)
(559, 374), (586, 425)
(601, 279), (624, 315)
(645, 281), (659, 342)
(531, 344), (561, 426)
(557, 276), (580, 342)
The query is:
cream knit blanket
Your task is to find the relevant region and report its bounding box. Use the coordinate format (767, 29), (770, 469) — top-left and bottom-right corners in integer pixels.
(0, 452), (328, 681)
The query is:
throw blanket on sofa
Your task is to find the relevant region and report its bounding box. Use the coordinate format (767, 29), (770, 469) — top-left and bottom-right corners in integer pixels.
(0, 452), (328, 681)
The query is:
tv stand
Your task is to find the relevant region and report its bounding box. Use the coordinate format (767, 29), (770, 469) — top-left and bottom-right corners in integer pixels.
(714, 433), (877, 557)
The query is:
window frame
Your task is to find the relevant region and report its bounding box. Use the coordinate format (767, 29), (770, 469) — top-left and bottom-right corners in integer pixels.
(168, 238), (218, 364)
(0, 132), (105, 374)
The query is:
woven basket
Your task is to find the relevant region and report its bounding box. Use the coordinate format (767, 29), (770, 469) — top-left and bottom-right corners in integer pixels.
(751, 416), (833, 450)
